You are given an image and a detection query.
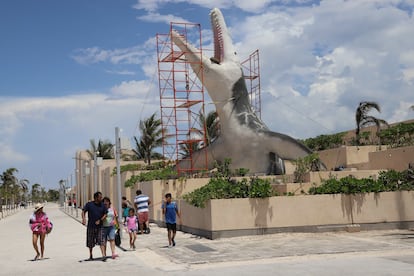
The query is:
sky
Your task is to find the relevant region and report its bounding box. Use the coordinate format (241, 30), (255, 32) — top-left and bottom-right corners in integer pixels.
(1, 0), (414, 191)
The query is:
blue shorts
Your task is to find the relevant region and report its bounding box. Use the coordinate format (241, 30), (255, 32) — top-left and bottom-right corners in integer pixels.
(104, 226), (116, 241)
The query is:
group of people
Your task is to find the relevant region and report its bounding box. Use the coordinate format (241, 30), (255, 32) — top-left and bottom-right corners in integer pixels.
(122, 189), (152, 250)
(82, 189), (181, 259)
(81, 192), (119, 260)
(29, 189), (181, 261)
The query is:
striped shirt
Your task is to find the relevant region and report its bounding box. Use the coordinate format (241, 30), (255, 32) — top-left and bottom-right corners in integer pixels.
(134, 194), (150, 213)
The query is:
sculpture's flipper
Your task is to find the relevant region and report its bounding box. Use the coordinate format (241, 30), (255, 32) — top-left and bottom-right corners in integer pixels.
(171, 8), (317, 174)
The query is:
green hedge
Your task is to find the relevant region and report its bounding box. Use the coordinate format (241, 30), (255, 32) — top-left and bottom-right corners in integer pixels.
(183, 177), (276, 208)
(309, 169), (414, 195)
(124, 167), (177, 188)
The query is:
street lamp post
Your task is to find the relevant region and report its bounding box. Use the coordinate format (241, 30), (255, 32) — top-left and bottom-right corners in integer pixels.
(74, 170), (79, 217)
(59, 179), (65, 207)
(83, 161), (90, 207)
(115, 127), (123, 238)
(70, 173), (73, 215)
(93, 151), (100, 192)
(73, 154), (89, 210)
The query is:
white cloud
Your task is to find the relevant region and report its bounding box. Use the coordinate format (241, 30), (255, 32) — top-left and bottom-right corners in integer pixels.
(0, 92), (160, 167)
(71, 46), (147, 65)
(0, 87), (164, 188)
(110, 80), (154, 98)
(105, 70), (136, 75)
(227, 0), (414, 138)
(0, 108), (23, 137)
(389, 101), (414, 123)
(400, 50), (414, 85)
(138, 12), (191, 24)
(71, 37), (159, 86)
(0, 142), (29, 164)
(132, 0), (273, 13)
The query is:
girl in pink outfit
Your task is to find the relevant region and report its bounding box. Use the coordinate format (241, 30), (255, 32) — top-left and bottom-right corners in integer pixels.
(124, 208), (137, 250)
(29, 203), (52, 260)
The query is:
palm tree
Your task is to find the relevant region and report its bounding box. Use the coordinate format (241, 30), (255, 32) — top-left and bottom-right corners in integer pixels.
(0, 168), (19, 206)
(178, 111), (221, 157)
(31, 183), (42, 203)
(97, 139), (114, 159)
(87, 139), (114, 159)
(179, 135), (202, 158)
(198, 110), (220, 146)
(18, 179), (29, 203)
(86, 138), (98, 160)
(132, 136), (165, 161)
(355, 101), (388, 146)
(135, 113), (164, 165)
(132, 136), (146, 160)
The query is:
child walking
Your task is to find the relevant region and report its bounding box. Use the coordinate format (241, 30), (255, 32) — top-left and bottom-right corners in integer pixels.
(162, 193), (181, 248)
(124, 208), (137, 250)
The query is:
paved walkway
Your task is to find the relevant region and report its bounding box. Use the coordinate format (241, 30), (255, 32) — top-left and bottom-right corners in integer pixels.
(2, 203), (414, 275)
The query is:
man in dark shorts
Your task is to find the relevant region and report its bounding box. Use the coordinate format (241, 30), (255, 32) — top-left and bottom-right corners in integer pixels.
(162, 193), (181, 248)
(82, 191), (108, 260)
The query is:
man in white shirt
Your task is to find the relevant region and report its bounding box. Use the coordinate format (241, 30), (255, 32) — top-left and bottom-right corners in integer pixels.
(134, 189), (151, 234)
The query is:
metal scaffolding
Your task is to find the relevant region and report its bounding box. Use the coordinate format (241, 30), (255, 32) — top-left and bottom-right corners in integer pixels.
(156, 23), (261, 175)
(156, 22), (208, 175)
(242, 49), (261, 119)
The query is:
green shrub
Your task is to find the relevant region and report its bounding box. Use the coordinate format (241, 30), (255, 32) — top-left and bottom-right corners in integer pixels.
(124, 167), (177, 188)
(248, 177), (273, 198)
(234, 168), (250, 177)
(112, 160), (169, 176)
(183, 177), (274, 208)
(292, 153), (321, 183)
(212, 158), (232, 179)
(309, 169), (414, 195)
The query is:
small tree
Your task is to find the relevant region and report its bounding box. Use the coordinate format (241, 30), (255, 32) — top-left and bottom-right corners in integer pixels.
(292, 153), (321, 183)
(31, 183), (42, 203)
(135, 113), (164, 165)
(355, 101), (388, 146)
(0, 168), (19, 206)
(18, 179), (29, 203)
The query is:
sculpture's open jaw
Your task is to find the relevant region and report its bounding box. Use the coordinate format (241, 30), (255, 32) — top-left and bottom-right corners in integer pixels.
(170, 8), (234, 66)
(210, 8), (224, 64)
(209, 8), (238, 65)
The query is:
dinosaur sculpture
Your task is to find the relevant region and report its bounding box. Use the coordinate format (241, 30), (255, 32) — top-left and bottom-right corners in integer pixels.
(171, 8), (314, 174)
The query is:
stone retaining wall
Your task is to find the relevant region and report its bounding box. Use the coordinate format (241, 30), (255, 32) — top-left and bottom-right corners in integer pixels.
(150, 190), (414, 239)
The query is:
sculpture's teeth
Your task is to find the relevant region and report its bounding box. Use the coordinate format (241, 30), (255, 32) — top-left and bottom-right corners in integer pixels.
(210, 10), (223, 63)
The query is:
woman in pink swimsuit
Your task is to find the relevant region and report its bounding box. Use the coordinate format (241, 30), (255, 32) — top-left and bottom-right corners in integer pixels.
(29, 203), (52, 260)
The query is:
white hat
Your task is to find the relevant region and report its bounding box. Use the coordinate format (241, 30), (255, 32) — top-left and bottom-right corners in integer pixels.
(34, 203), (44, 211)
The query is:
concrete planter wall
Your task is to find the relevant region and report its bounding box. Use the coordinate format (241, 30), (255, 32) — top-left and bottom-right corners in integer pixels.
(176, 191), (414, 239)
(136, 179), (414, 239)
